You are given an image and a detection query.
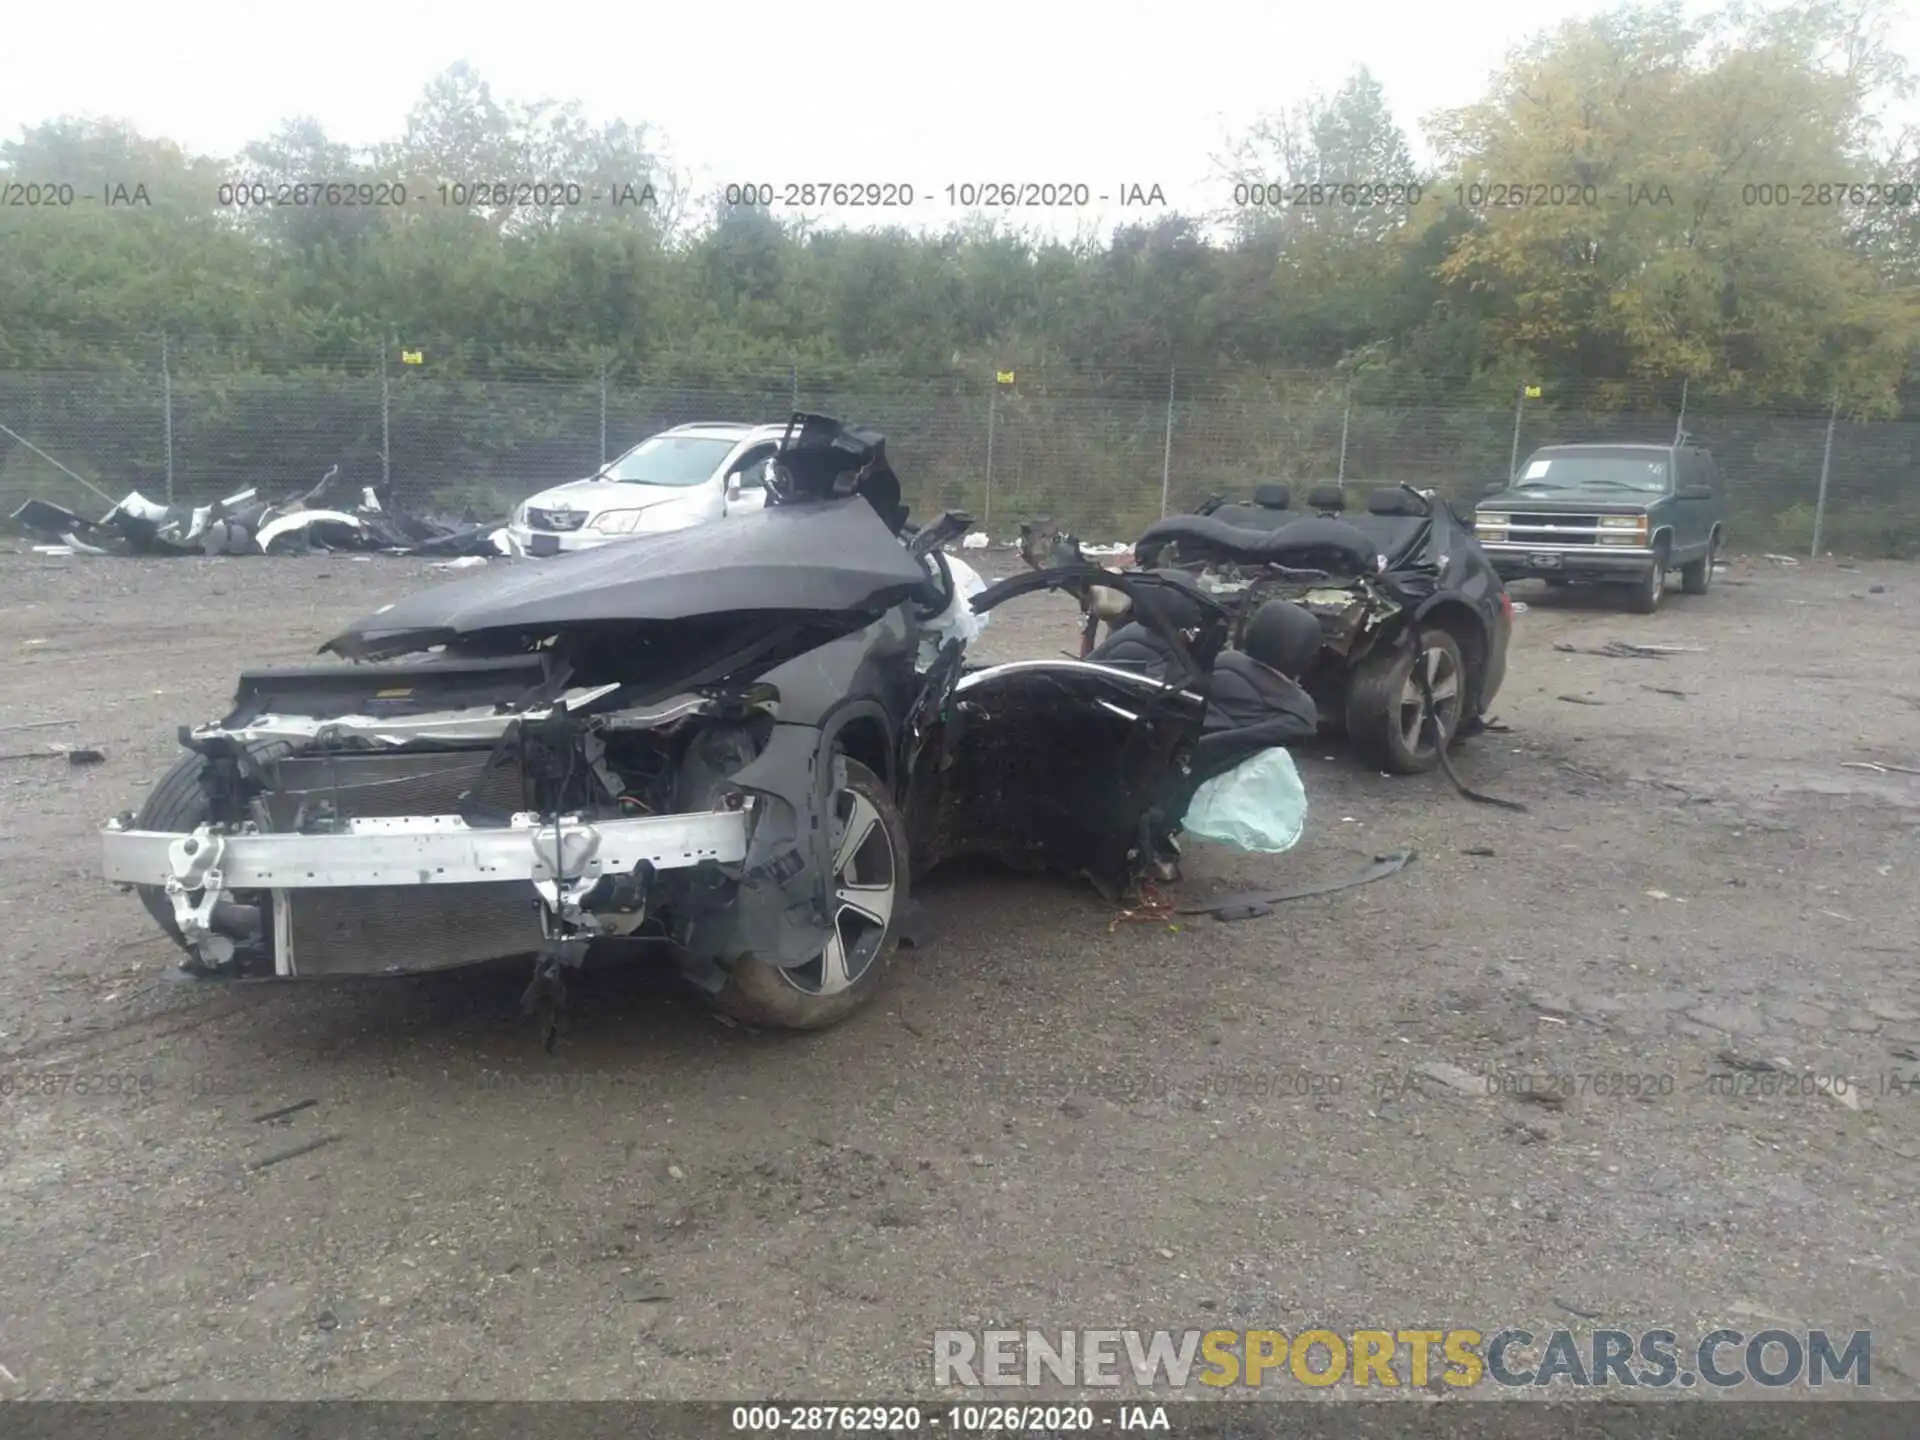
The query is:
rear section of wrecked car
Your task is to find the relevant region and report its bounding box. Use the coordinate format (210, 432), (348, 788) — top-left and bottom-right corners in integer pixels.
(98, 414), (1286, 1032)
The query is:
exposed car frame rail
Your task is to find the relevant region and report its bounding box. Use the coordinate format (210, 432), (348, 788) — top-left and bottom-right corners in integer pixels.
(101, 805), (755, 972)
(101, 808), (753, 890)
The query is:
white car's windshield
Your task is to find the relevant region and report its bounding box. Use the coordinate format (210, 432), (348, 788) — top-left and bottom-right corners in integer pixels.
(603, 435), (737, 486)
(1516, 454), (1670, 494)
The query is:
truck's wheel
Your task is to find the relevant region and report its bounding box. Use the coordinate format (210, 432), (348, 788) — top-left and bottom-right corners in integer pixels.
(1626, 540), (1669, 613)
(712, 759), (908, 1031)
(131, 743), (292, 965)
(1347, 630), (1465, 776)
(1680, 534), (1716, 595)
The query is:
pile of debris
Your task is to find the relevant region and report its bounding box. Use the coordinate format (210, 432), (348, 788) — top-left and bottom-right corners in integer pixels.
(9, 465), (510, 559)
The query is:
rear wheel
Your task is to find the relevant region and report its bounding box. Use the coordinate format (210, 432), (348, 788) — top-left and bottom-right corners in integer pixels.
(1347, 630), (1465, 776)
(712, 759), (907, 1031)
(1681, 533), (1716, 595)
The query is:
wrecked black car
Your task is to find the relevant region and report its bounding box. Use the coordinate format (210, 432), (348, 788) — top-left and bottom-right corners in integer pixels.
(101, 415), (1313, 1033)
(1131, 481), (1513, 775)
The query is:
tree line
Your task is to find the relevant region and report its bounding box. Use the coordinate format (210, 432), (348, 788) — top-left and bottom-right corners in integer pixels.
(1, 0), (1916, 418)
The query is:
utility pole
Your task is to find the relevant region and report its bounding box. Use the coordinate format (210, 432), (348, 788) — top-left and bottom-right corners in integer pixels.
(380, 339), (392, 493)
(1811, 393), (1838, 559)
(984, 388), (996, 529)
(1673, 376), (1689, 444)
(1508, 385), (1526, 480)
(1336, 382), (1352, 484)
(599, 366), (609, 467)
(1159, 365), (1176, 519)
(161, 332), (175, 503)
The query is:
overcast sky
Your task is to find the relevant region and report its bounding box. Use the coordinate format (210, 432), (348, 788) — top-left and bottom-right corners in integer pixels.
(3, 0), (1916, 237)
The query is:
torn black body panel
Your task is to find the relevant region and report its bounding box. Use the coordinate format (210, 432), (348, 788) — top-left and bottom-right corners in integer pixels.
(324, 500), (938, 662)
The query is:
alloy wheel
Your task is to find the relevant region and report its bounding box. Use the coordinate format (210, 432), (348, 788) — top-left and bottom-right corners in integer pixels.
(1395, 643), (1461, 757)
(779, 784), (899, 997)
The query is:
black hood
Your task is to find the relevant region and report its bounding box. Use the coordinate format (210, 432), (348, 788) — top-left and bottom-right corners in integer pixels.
(323, 497), (937, 660)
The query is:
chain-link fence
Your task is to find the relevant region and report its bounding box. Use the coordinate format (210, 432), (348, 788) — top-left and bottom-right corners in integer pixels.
(3, 341), (1916, 557)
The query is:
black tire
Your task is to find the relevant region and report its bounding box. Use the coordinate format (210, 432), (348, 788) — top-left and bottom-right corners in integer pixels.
(131, 742), (292, 964)
(1681, 533), (1716, 595)
(1346, 630), (1466, 776)
(1626, 539), (1669, 613)
(712, 759), (907, 1031)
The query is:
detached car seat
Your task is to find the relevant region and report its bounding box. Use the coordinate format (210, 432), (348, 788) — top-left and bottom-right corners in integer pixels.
(1306, 484), (1346, 515)
(1089, 596), (1320, 785)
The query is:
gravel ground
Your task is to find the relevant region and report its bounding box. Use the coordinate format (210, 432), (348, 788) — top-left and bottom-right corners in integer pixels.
(0, 546), (1916, 1402)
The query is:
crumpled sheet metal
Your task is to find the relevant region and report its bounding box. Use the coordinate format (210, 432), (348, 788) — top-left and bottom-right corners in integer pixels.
(10, 483), (510, 559)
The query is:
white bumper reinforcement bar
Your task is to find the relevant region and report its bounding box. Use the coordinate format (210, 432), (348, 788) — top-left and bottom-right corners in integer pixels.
(101, 807), (753, 891)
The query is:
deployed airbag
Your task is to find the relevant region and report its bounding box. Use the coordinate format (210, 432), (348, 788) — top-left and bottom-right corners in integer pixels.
(1182, 747), (1308, 853)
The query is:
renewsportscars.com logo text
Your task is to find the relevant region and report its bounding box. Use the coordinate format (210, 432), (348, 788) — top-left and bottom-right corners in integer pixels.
(933, 1328), (1871, 1389)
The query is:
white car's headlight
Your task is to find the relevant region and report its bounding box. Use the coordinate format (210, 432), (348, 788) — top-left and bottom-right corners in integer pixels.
(587, 509), (645, 534)
(588, 508), (700, 536)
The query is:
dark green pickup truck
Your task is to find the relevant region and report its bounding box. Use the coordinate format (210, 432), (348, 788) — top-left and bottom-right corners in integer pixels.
(1473, 441), (1727, 613)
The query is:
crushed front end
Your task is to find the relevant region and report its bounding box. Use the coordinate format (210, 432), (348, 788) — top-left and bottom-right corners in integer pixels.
(99, 653), (789, 980)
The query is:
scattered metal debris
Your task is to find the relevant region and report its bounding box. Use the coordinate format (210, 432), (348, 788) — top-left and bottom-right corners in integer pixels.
(1108, 881), (1178, 932)
(1640, 685), (1689, 698)
(1557, 694), (1606, 705)
(9, 466), (511, 560)
(0, 718), (76, 734)
(1553, 640), (1704, 660)
(248, 1133), (342, 1171)
(1843, 761), (1920, 777)
(250, 1098), (320, 1124)
(1178, 850), (1415, 921)
(0, 745), (105, 764)
(1412, 1061), (1490, 1098)
(1763, 553), (1801, 566)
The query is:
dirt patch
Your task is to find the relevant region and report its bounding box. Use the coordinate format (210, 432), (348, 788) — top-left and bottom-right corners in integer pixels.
(0, 548), (1916, 1398)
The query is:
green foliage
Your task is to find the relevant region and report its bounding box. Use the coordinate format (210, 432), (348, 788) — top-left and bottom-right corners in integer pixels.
(0, 7), (1916, 536)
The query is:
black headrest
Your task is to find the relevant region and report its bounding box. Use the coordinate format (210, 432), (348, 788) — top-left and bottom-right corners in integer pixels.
(1307, 484), (1346, 512)
(1366, 487), (1426, 517)
(1252, 482), (1290, 510)
(1242, 599), (1324, 679)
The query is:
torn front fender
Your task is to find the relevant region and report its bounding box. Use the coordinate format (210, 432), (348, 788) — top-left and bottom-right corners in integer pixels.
(674, 721), (841, 985)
